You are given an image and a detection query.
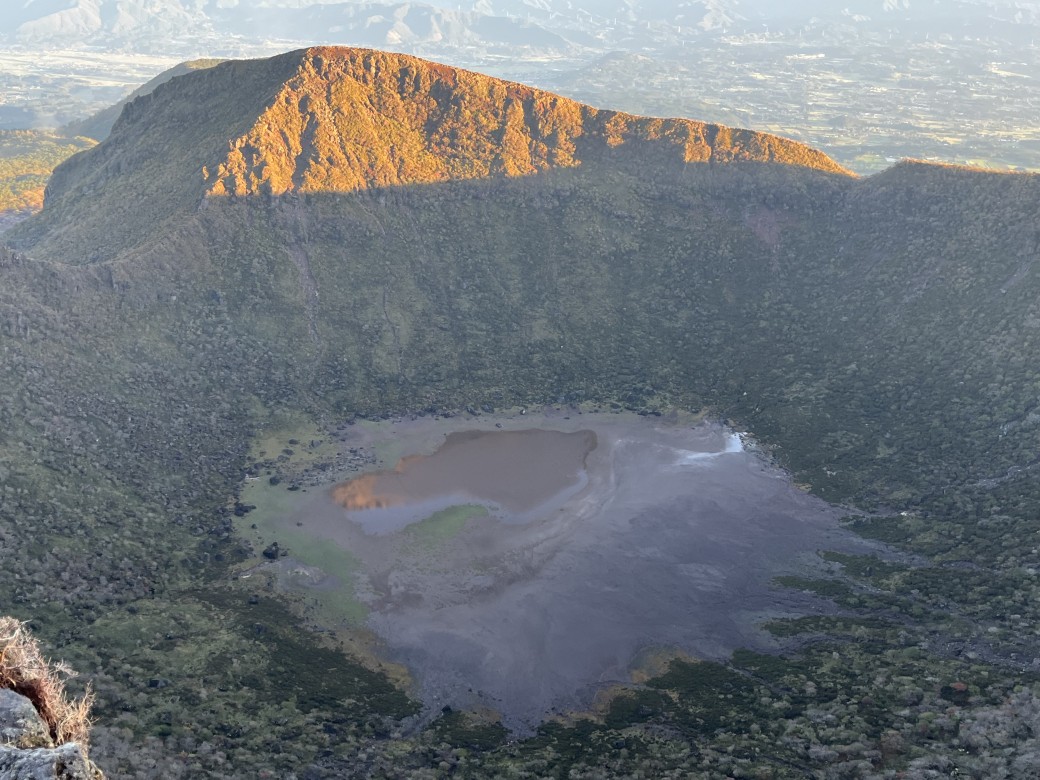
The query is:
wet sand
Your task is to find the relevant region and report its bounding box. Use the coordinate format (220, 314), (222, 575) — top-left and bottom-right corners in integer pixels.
(260, 410), (879, 731)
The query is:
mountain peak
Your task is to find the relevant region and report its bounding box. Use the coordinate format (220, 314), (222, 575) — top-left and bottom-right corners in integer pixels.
(9, 46), (850, 261)
(202, 46), (850, 199)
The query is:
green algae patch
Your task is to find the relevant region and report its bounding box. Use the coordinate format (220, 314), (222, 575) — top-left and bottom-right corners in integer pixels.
(235, 477), (368, 625)
(234, 424), (370, 627)
(404, 504), (489, 547)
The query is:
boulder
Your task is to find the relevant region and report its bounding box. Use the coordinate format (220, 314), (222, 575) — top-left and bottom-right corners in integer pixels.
(0, 742), (99, 779)
(0, 690), (101, 779)
(0, 689), (50, 749)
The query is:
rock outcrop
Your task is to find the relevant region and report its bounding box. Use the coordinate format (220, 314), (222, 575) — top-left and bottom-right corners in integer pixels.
(0, 689), (100, 779)
(0, 620), (101, 780)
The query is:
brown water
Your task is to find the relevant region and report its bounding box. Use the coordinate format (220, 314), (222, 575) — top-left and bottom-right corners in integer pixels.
(332, 428), (596, 533)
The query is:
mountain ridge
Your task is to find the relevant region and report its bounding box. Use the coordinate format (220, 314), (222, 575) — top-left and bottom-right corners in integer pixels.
(200, 46), (852, 199)
(60, 58), (225, 143)
(7, 46), (850, 263)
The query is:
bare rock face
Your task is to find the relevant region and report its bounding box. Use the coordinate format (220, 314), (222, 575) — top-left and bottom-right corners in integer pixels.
(0, 742), (99, 780)
(0, 690), (101, 780)
(0, 690), (50, 750)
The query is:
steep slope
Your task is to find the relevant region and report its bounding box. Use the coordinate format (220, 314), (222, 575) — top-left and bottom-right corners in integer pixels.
(61, 59), (224, 143)
(6, 52), (302, 259)
(0, 131), (96, 227)
(198, 46), (847, 198)
(0, 62), (219, 232)
(6, 46), (849, 262)
(4, 46), (1040, 778)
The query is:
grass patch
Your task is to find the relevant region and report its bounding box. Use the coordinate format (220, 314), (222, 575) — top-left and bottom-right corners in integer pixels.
(236, 454), (367, 625)
(238, 475), (304, 531)
(430, 709), (507, 750)
(249, 411), (339, 472)
(404, 504), (488, 547)
(269, 532), (367, 625)
(234, 507), (368, 625)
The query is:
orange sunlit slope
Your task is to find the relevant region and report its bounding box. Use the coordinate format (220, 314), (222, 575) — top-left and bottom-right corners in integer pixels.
(202, 47), (851, 198)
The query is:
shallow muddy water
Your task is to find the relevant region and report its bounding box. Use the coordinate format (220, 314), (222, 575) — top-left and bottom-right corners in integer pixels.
(251, 410), (878, 730)
(332, 428), (596, 533)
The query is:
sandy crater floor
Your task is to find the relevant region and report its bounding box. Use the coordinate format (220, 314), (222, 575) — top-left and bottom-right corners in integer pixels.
(253, 410), (877, 730)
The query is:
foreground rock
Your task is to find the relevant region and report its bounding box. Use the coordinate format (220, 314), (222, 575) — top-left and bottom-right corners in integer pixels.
(0, 689), (99, 779)
(0, 741), (98, 780)
(0, 619), (102, 780)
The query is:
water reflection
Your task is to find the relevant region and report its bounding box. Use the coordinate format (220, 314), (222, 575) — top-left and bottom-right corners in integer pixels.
(332, 473), (404, 511)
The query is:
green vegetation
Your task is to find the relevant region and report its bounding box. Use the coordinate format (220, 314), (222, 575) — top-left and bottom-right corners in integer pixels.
(233, 431), (369, 626)
(0, 130), (94, 219)
(0, 60), (221, 231)
(429, 710), (507, 751)
(2, 46), (1040, 777)
(772, 575), (852, 599)
(5, 47), (847, 263)
(62, 59), (224, 143)
(404, 505), (488, 547)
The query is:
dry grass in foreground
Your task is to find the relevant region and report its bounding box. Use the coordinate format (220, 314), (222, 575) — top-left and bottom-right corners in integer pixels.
(0, 616), (94, 747)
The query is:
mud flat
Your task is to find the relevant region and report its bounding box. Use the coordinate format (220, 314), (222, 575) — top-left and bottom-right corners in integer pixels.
(243, 410), (879, 730)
